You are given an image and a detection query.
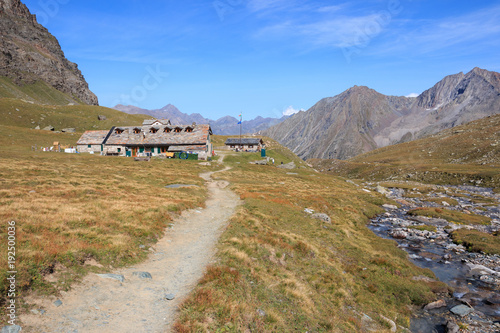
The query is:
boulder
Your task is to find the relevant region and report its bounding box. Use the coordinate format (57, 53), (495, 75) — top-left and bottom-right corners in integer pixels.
(390, 230), (408, 239)
(376, 185), (390, 195)
(61, 128), (76, 133)
(382, 204), (398, 210)
(250, 160), (268, 165)
(34, 125), (40, 130)
(450, 304), (473, 317)
(424, 299), (446, 311)
(277, 162), (296, 169)
(446, 321), (460, 333)
(312, 213), (331, 223)
(42, 125), (54, 131)
(98, 115), (107, 121)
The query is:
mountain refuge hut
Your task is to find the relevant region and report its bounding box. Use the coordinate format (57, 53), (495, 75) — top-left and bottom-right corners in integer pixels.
(225, 138), (264, 152)
(76, 119), (213, 160)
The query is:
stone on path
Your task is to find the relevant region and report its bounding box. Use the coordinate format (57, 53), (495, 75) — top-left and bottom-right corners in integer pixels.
(54, 300), (63, 307)
(1, 325), (22, 333)
(133, 272), (152, 279)
(165, 294), (175, 301)
(96, 274), (125, 283)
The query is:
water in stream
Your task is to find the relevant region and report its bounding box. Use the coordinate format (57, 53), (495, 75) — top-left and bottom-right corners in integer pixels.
(368, 184), (500, 332)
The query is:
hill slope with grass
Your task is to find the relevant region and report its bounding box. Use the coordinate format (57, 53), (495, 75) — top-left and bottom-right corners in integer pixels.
(0, 100), (448, 331)
(0, 0), (98, 105)
(309, 114), (500, 188)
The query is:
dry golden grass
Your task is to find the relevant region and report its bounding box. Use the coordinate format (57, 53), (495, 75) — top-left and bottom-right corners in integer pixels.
(0, 127), (215, 318)
(174, 148), (443, 332)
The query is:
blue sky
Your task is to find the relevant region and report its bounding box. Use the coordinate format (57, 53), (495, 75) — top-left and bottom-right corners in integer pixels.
(22, 0), (500, 120)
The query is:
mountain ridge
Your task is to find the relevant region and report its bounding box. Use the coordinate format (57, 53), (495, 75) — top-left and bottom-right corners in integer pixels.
(263, 67), (500, 160)
(0, 0), (98, 105)
(113, 103), (288, 135)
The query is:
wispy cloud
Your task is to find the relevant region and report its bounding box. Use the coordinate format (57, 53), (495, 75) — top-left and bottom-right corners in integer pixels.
(283, 105), (305, 116)
(253, 1), (400, 50)
(406, 93), (419, 98)
(372, 5), (500, 56)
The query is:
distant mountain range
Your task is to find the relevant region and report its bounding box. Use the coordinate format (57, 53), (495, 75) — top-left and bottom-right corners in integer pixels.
(113, 104), (288, 135)
(262, 67), (500, 160)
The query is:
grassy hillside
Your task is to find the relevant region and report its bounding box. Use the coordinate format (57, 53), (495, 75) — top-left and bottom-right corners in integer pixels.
(0, 77), (84, 106)
(0, 103), (447, 331)
(174, 142), (445, 332)
(310, 114), (500, 188)
(0, 98), (149, 134)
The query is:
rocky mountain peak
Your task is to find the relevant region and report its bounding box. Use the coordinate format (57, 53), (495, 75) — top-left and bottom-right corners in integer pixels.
(264, 68), (500, 161)
(0, 0), (98, 105)
(0, 0), (32, 19)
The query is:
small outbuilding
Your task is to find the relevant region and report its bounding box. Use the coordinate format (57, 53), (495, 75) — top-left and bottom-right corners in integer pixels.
(76, 130), (111, 154)
(225, 138), (264, 152)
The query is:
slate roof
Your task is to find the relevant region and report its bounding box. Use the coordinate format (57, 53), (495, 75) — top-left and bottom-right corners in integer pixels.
(225, 138), (264, 145)
(142, 119), (171, 126)
(77, 130), (111, 145)
(105, 124), (212, 146)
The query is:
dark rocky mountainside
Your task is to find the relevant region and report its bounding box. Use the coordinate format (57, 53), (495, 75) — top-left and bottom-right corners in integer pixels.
(0, 0), (98, 105)
(263, 68), (500, 160)
(114, 104), (287, 135)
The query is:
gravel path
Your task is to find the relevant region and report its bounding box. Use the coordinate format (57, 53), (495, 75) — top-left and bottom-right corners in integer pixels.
(20, 157), (240, 332)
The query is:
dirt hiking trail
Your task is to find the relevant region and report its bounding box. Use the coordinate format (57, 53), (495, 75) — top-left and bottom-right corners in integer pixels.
(20, 155), (240, 332)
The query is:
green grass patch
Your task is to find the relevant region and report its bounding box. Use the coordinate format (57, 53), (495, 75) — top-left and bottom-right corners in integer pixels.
(423, 197), (459, 206)
(407, 208), (490, 225)
(451, 230), (500, 255)
(408, 225), (437, 232)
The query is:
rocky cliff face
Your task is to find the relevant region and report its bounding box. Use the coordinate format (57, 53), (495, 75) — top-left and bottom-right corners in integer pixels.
(0, 0), (98, 105)
(263, 68), (500, 160)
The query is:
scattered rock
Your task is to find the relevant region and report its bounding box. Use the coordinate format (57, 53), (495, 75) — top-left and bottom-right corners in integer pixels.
(34, 125), (40, 130)
(98, 115), (107, 121)
(250, 160), (268, 165)
(96, 274), (125, 283)
(165, 293), (175, 300)
(380, 315), (397, 332)
(1, 325), (22, 333)
(61, 128), (76, 133)
(446, 320), (460, 333)
(42, 125), (54, 131)
(390, 230), (408, 239)
(383, 204), (398, 210)
(311, 213), (331, 223)
(424, 299), (446, 311)
(133, 272), (152, 279)
(376, 185), (390, 195)
(256, 309), (266, 317)
(304, 208), (315, 214)
(277, 162), (296, 169)
(450, 304), (474, 317)
(54, 299), (63, 307)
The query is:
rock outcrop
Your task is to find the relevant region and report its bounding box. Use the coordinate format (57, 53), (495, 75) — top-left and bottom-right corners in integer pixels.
(0, 0), (98, 105)
(263, 68), (500, 160)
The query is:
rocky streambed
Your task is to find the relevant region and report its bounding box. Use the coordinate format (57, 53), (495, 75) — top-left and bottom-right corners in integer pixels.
(368, 183), (500, 333)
